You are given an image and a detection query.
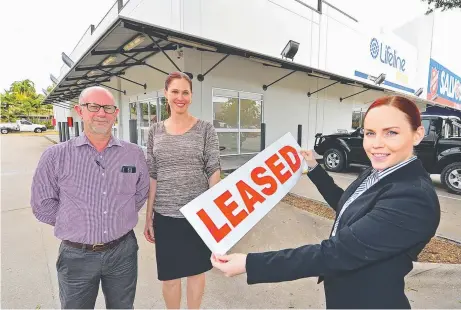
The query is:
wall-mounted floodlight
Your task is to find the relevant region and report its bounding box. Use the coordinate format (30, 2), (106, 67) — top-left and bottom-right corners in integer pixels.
(62, 52), (74, 68)
(375, 73), (386, 85)
(50, 74), (59, 84)
(281, 40), (300, 61)
(415, 88), (423, 97)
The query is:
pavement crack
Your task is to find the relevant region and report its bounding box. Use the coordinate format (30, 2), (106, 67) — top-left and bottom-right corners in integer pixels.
(1, 206), (32, 213)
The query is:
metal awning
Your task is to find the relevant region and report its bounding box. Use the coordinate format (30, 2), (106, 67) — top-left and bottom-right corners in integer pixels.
(43, 16), (444, 111)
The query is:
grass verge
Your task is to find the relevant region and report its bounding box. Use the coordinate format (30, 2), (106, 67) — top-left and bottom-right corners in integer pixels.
(282, 193), (461, 264)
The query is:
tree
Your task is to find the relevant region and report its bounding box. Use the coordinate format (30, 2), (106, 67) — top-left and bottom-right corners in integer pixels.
(0, 80), (52, 122)
(216, 98), (261, 129)
(421, 0), (461, 14)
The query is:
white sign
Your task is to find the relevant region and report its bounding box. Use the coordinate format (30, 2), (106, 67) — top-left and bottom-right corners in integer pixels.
(355, 31), (418, 93)
(180, 133), (305, 255)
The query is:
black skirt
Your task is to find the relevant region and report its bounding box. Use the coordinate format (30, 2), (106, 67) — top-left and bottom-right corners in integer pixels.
(153, 211), (212, 281)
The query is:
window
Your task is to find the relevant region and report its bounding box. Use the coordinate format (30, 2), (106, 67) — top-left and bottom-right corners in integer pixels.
(421, 119), (431, 136)
(351, 110), (365, 129)
(130, 93), (167, 147)
(212, 88), (263, 155)
(21, 120), (32, 125)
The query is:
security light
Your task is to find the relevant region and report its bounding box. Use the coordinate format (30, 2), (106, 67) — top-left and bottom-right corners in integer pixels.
(281, 40), (300, 61)
(374, 73), (386, 85)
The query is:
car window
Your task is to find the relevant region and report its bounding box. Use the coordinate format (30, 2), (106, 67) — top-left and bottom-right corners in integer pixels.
(421, 119), (431, 136)
(20, 121), (31, 125)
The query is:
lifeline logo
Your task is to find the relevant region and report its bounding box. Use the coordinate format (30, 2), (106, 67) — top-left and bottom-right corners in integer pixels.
(370, 38), (406, 72)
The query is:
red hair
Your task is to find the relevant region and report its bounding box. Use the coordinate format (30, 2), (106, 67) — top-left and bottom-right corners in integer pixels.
(364, 96), (421, 131)
(164, 71), (193, 115)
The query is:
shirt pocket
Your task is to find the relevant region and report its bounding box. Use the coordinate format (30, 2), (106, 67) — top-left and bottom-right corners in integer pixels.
(115, 171), (138, 195)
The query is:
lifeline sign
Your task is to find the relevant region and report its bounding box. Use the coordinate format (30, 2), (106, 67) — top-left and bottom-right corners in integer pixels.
(180, 133), (305, 255)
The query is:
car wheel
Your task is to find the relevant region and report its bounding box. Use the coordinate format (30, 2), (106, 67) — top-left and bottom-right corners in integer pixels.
(323, 148), (346, 172)
(34, 128), (42, 133)
(1, 128), (8, 134)
(441, 162), (461, 195)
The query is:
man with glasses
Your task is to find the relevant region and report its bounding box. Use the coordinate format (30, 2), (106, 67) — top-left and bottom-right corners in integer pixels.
(31, 86), (149, 309)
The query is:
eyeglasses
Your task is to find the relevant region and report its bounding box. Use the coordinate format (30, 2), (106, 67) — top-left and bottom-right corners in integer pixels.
(81, 103), (117, 114)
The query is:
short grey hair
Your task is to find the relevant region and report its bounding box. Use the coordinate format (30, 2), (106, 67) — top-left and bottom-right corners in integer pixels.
(78, 86), (115, 105)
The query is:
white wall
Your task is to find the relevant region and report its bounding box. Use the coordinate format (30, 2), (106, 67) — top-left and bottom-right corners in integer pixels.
(120, 0), (183, 31)
(394, 10), (461, 108)
(181, 49), (383, 149)
(121, 0), (420, 95)
(431, 10), (461, 75)
(393, 14), (434, 99)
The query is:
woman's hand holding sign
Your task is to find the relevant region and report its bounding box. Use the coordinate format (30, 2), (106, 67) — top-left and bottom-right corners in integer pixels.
(210, 149), (314, 278)
(211, 253), (247, 277)
(300, 150), (318, 169)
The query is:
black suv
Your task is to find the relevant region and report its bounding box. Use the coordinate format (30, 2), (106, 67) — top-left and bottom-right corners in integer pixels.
(314, 115), (461, 195)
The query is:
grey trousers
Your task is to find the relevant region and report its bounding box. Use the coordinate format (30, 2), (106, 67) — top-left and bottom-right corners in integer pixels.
(56, 231), (138, 309)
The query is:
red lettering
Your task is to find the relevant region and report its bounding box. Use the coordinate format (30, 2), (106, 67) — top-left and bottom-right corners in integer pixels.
(265, 153), (292, 184)
(197, 209), (231, 243)
(214, 190), (248, 227)
(236, 180), (266, 213)
(251, 166), (278, 196)
(279, 145), (301, 173)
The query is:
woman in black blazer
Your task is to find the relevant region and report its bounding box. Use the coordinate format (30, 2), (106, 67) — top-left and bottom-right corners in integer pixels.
(211, 96), (441, 309)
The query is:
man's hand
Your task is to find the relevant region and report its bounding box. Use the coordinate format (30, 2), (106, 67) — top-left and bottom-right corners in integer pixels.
(143, 217), (155, 243)
(210, 253), (247, 277)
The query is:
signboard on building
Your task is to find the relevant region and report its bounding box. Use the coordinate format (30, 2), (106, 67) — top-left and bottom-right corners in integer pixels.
(180, 132), (304, 255)
(354, 32), (417, 94)
(427, 58), (461, 111)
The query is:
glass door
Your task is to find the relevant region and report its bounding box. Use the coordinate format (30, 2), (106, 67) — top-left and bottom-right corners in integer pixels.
(135, 95), (166, 147)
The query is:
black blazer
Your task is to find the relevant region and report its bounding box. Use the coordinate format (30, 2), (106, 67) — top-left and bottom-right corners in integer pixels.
(245, 159), (440, 309)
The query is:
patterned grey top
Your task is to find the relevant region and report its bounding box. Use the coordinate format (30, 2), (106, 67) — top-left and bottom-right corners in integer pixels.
(147, 119), (221, 218)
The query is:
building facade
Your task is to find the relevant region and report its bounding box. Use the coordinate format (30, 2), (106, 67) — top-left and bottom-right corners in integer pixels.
(46, 0), (460, 160)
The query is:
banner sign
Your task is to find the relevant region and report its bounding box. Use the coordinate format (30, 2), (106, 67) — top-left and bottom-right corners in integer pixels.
(180, 133), (305, 255)
(427, 58), (461, 111)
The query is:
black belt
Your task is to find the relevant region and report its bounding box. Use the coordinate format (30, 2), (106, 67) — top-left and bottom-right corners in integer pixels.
(63, 230), (134, 252)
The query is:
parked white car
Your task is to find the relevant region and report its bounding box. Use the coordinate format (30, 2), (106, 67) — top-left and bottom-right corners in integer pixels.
(0, 120), (47, 134)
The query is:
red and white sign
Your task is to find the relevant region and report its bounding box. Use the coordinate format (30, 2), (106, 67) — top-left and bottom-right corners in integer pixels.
(180, 133), (305, 255)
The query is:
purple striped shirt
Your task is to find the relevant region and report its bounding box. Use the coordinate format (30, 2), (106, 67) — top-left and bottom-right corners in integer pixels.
(31, 134), (149, 244)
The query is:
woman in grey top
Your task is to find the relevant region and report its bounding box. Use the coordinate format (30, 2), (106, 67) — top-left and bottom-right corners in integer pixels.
(144, 71), (221, 309)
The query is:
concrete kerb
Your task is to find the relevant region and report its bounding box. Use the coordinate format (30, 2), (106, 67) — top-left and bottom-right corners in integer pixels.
(43, 135), (58, 145)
